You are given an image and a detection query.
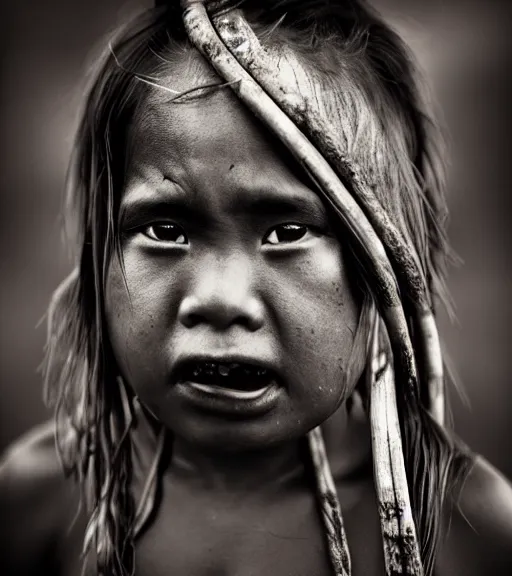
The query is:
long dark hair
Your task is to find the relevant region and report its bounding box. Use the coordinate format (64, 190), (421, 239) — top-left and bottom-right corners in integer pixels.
(43, 2), (471, 574)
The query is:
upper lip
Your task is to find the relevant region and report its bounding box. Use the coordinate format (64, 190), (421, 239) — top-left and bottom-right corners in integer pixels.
(171, 353), (282, 383)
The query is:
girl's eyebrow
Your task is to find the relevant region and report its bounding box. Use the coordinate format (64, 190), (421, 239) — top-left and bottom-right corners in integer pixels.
(240, 193), (328, 223)
(119, 196), (207, 229)
(119, 183), (329, 225)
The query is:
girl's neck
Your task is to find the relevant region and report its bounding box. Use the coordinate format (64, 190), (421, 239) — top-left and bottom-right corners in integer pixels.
(168, 435), (306, 495)
(320, 392), (373, 481)
(165, 395), (372, 496)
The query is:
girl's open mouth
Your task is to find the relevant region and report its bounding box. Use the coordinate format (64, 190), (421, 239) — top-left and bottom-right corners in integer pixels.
(176, 360), (279, 401)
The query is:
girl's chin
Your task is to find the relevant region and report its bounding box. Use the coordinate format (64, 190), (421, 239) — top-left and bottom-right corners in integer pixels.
(154, 405), (317, 454)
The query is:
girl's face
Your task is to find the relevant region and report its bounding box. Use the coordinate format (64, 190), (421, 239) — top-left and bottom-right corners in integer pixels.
(105, 62), (361, 451)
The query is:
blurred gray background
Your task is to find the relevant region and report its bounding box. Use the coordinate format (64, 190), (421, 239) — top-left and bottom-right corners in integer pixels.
(0, 0), (511, 476)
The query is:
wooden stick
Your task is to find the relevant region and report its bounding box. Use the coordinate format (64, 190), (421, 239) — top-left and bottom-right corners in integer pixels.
(369, 320), (424, 575)
(211, 10), (444, 425)
(308, 426), (351, 576)
(417, 313), (444, 424)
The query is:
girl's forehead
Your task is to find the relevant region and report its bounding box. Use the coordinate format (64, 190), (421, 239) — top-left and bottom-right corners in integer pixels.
(129, 48), (302, 169)
(131, 51), (237, 149)
(130, 44), (336, 168)
(132, 87), (269, 166)
(125, 42), (381, 201)
(143, 49), (222, 108)
(122, 86), (328, 229)
(135, 42), (369, 163)
(126, 74), (312, 203)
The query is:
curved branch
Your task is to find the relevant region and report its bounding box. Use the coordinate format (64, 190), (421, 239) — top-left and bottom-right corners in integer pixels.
(181, 0), (420, 402)
(211, 10), (444, 423)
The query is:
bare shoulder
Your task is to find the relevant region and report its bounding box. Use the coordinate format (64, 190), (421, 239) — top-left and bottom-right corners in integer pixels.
(0, 421), (79, 575)
(457, 454), (512, 543)
(437, 454), (512, 575)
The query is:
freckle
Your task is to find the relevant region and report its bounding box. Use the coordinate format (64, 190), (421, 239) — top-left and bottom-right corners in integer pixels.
(311, 328), (315, 335)
(229, 164), (235, 171)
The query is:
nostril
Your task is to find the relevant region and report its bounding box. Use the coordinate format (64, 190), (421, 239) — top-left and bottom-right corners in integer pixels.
(177, 294), (264, 332)
(177, 297), (202, 328)
(182, 312), (203, 328)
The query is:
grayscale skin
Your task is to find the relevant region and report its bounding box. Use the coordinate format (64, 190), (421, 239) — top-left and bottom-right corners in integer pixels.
(1, 56), (512, 576)
(2, 417), (512, 575)
(106, 56), (361, 454)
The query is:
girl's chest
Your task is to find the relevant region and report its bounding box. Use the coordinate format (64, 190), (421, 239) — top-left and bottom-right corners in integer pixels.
(134, 481), (386, 576)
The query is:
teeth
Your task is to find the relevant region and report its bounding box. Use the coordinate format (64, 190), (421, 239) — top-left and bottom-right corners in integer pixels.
(218, 364), (230, 376)
(185, 361), (271, 382)
(204, 362), (216, 376)
(188, 362), (268, 376)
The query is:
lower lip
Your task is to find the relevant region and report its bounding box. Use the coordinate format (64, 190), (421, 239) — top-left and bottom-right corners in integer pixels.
(176, 379), (281, 417)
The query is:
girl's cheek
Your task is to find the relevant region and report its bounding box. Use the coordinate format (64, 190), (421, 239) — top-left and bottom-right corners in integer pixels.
(105, 251), (176, 388)
(274, 238), (359, 330)
(109, 244), (181, 305)
(266, 238), (360, 395)
(105, 249), (173, 346)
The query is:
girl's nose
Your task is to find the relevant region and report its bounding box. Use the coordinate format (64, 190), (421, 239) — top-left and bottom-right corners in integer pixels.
(177, 255), (265, 332)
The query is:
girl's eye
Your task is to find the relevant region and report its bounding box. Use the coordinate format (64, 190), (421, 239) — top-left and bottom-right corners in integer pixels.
(143, 223), (188, 244)
(263, 223), (310, 245)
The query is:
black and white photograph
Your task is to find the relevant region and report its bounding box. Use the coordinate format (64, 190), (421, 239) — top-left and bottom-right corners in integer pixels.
(1, 1), (511, 574)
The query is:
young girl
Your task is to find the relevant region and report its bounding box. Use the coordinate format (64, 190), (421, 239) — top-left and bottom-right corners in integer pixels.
(1, 1), (511, 574)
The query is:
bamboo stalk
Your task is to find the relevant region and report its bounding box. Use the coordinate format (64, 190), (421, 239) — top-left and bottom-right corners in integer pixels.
(417, 314), (444, 424)
(211, 10), (444, 424)
(369, 321), (424, 575)
(308, 426), (351, 576)
(181, 0), (421, 404)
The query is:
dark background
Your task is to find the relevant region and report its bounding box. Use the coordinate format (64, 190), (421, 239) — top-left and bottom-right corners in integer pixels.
(0, 0), (511, 476)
